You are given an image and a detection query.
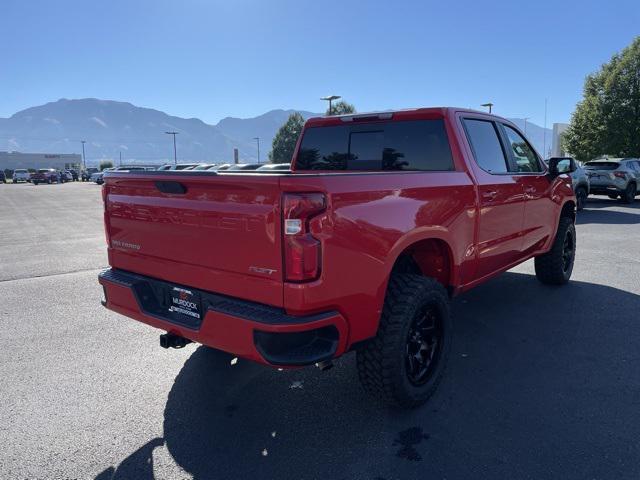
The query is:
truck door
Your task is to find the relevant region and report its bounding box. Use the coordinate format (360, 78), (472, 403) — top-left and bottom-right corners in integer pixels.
(498, 123), (555, 255)
(461, 117), (526, 280)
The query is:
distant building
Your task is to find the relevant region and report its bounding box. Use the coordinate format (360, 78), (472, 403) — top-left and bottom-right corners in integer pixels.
(551, 123), (569, 157)
(0, 151), (82, 170)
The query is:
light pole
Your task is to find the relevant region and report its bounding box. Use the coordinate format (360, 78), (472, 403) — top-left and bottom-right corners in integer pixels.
(321, 95), (341, 115)
(481, 102), (494, 113)
(543, 98), (548, 159)
(165, 131), (178, 165)
(81, 140), (86, 170)
(523, 117), (530, 134)
(253, 137), (260, 163)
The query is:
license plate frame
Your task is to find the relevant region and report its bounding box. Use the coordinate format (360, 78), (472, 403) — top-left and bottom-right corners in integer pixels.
(168, 286), (202, 321)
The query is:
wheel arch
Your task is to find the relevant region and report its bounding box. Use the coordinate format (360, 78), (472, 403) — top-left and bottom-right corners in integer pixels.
(385, 233), (458, 296)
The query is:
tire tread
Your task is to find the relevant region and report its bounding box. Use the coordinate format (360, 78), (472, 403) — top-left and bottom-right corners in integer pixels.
(534, 216), (575, 285)
(356, 274), (450, 408)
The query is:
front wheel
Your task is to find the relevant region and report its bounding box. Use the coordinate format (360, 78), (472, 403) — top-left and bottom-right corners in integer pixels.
(534, 216), (576, 285)
(356, 274), (452, 408)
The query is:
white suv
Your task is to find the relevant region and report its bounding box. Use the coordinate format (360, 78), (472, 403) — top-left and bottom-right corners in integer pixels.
(13, 169), (31, 183)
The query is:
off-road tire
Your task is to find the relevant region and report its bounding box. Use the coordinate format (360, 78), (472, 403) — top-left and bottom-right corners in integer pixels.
(621, 183), (636, 204)
(356, 274), (452, 408)
(534, 216), (576, 285)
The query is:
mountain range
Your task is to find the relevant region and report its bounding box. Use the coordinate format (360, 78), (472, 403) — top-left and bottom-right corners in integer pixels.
(0, 98), (553, 165)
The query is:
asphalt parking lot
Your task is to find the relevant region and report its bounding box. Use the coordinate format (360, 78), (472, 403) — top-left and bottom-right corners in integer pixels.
(1, 181), (639, 480)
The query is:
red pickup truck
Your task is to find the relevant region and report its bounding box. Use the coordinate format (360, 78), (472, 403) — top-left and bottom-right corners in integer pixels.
(99, 108), (577, 407)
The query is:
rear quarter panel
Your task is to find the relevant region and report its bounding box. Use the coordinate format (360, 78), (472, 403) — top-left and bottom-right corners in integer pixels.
(280, 170), (476, 345)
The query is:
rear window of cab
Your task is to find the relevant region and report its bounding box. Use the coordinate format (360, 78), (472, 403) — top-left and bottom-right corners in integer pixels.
(295, 119), (454, 171)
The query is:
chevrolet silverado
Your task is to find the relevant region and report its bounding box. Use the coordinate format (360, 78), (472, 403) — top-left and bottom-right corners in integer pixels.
(99, 108), (577, 407)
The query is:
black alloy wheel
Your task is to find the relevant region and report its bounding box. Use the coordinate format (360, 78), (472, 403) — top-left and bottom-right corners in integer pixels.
(406, 305), (443, 386)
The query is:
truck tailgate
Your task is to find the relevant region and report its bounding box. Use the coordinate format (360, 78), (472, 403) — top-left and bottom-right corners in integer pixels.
(103, 172), (283, 307)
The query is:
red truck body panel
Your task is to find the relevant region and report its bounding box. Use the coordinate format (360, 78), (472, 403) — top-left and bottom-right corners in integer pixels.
(99, 107), (575, 366)
(105, 174), (284, 307)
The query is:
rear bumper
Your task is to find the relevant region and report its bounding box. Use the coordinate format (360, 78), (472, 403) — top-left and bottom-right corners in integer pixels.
(589, 184), (624, 195)
(588, 178), (626, 195)
(98, 268), (349, 366)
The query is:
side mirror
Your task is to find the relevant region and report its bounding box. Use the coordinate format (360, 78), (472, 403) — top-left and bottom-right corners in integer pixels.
(548, 157), (576, 177)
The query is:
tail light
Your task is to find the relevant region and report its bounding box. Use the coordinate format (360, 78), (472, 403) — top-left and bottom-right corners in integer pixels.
(614, 171), (627, 179)
(283, 193), (326, 282)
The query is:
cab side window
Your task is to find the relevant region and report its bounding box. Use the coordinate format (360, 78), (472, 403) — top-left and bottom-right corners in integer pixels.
(502, 125), (542, 173)
(463, 119), (509, 174)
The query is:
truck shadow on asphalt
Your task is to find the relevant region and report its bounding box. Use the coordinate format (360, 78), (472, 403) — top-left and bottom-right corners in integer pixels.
(97, 272), (640, 480)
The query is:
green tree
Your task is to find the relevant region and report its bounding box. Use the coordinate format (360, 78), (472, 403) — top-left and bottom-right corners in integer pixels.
(564, 37), (640, 161)
(269, 112), (305, 163)
(99, 160), (114, 171)
(326, 100), (356, 116)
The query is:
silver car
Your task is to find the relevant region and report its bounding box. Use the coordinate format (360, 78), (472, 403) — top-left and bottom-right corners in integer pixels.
(584, 158), (640, 204)
(12, 169), (31, 183)
(545, 157), (590, 210)
(571, 162), (590, 210)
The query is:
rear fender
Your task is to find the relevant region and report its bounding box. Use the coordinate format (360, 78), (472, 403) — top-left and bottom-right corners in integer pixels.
(383, 229), (460, 294)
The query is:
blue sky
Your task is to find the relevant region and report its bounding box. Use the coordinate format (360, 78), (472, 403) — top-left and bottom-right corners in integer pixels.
(1, 0), (638, 126)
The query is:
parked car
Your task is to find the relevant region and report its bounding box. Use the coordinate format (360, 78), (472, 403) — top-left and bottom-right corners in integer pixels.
(210, 164), (231, 171)
(99, 107), (577, 408)
(12, 169), (31, 183)
(256, 163), (291, 172)
(584, 158), (640, 203)
(31, 169), (60, 185)
(115, 166), (152, 171)
(68, 169), (80, 181)
(159, 163), (202, 171)
(94, 166), (152, 184)
(225, 163), (263, 171)
(91, 168), (114, 185)
(59, 170), (74, 183)
(0, 170), (6, 183)
(546, 157), (590, 210)
(82, 168), (99, 181)
(192, 164), (216, 170)
(571, 161), (590, 210)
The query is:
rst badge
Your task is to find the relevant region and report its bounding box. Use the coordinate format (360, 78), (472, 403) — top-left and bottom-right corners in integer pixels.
(249, 266), (278, 275)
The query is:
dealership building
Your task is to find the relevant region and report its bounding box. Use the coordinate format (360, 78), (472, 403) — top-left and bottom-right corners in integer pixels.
(0, 151), (82, 170)
(551, 123), (569, 158)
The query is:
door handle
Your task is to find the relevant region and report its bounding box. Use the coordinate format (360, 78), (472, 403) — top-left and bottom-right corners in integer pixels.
(482, 190), (498, 200)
